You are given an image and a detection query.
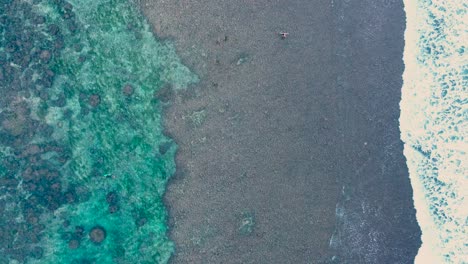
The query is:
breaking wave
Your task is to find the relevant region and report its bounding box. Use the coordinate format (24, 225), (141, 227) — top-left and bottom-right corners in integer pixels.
(400, 0), (467, 263)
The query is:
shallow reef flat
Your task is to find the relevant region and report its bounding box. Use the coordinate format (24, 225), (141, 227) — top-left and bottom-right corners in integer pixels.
(0, 0), (195, 263)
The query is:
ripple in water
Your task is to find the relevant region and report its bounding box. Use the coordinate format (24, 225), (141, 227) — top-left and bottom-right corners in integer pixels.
(400, 0), (467, 262)
(0, 0), (197, 263)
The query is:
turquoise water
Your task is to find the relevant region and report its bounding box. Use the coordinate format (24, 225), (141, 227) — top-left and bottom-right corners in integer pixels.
(0, 0), (197, 263)
(401, 0), (467, 262)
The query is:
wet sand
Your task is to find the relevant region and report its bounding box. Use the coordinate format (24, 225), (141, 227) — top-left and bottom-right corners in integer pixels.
(138, 0), (420, 263)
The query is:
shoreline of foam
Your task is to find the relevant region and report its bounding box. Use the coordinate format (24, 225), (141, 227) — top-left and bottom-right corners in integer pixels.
(400, 0), (467, 262)
(401, 1), (437, 262)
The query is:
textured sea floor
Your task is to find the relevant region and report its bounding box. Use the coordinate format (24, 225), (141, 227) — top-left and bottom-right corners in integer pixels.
(139, 0), (341, 263)
(139, 0), (421, 263)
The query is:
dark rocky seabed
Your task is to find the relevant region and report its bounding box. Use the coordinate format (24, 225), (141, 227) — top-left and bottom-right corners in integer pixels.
(0, 0), (421, 263)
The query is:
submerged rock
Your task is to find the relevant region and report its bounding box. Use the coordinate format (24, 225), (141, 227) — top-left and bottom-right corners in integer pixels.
(89, 226), (106, 244)
(39, 50), (51, 62)
(68, 239), (80, 249)
(239, 211), (255, 235)
(122, 84), (134, 97)
(88, 94), (101, 107)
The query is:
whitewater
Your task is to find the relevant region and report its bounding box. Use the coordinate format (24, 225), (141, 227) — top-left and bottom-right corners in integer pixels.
(400, 0), (467, 263)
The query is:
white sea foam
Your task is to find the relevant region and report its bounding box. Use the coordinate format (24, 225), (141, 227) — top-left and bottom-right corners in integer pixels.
(400, 0), (467, 263)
